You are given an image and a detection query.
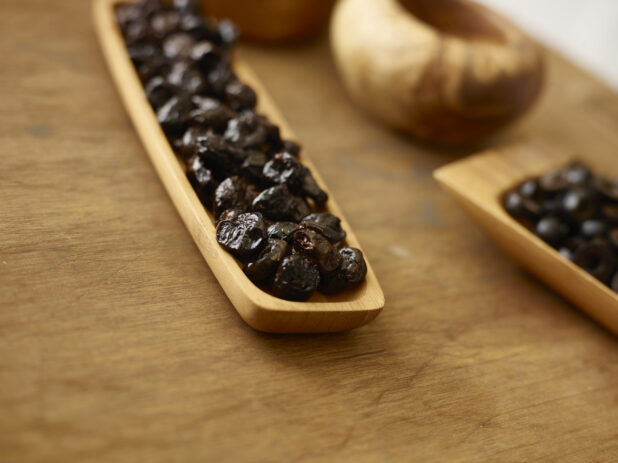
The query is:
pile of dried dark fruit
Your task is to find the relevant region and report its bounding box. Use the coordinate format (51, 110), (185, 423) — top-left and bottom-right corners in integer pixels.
(116, 0), (367, 301)
(503, 162), (618, 292)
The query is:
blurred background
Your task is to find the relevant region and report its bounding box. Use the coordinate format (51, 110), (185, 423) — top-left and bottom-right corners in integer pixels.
(475, 0), (617, 90)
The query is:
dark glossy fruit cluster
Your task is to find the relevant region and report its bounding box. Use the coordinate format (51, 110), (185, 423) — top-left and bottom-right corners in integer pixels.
(503, 162), (618, 292)
(116, 0), (367, 301)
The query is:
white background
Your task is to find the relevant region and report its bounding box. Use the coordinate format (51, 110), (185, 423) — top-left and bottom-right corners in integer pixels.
(478, 0), (618, 90)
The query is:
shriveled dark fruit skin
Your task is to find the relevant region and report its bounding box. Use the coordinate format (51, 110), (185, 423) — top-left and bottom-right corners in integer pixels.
(563, 162), (592, 186)
(240, 151), (268, 182)
(163, 32), (195, 60)
(188, 105), (235, 132)
(190, 41), (221, 73)
(539, 170), (568, 194)
(267, 221), (301, 243)
(252, 185), (310, 222)
(535, 216), (569, 246)
(215, 212), (267, 261)
(293, 229), (341, 276)
(145, 75), (176, 109)
(503, 191), (541, 222)
(573, 242), (616, 283)
(319, 247), (368, 295)
(180, 126), (211, 159)
(243, 239), (290, 285)
(157, 95), (192, 135)
(225, 80), (257, 111)
(301, 213), (346, 243)
(194, 135), (246, 179)
(150, 10), (181, 39)
(262, 152), (305, 191)
(580, 220), (607, 239)
(272, 254), (320, 301)
(166, 61), (206, 94)
(216, 208), (242, 226)
(562, 189), (597, 223)
(214, 176), (251, 218)
(224, 112), (280, 151)
(186, 155), (216, 208)
(301, 170), (328, 205)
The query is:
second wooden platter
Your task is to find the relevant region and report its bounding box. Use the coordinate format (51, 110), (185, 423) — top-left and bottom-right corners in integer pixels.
(92, 0), (385, 333)
(434, 141), (618, 335)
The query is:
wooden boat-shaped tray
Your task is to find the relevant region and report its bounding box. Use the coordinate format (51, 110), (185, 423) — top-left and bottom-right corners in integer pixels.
(434, 141), (618, 335)
(93, 0), (384, 333)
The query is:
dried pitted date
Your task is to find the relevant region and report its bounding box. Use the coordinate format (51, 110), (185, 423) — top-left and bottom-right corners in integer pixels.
(243, 239), (290, 285)
(194, 135), (243, 178)
(190, 41), (221, 72)
(119, 0), (367, 300)
(573, 242), (615, 283)
(145, 75), (175, 109)
(272, 254), (320, 301)
(214, 176), (252, 217)
(166, 61), (207, 94)
(156, 95), (192, 135)
(225, 80), (257, 111)
(504, 162), (618, 293)
(180, 126), (210, 158)
(293, 229), (341, 276)
(301, 213), (346, 243)
(216, 212), (267, 260)
(262, 152), (305, 191)
(163, 32), (195, 59)
(267, 221), (301, 243)
(252, 185), (310, 222)
(301, 170), (328, 205)
(240, 151), (268, 182)
(186, 155), (216, 208)
(319, 247), (367, 294)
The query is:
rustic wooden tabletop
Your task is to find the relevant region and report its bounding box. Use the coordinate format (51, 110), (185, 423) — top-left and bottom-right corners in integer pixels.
(1, 1), (617, 462)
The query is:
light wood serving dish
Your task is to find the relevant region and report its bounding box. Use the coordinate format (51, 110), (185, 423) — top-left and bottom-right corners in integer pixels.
(434, 141), (618, 335)
(92, 0), (384, 333)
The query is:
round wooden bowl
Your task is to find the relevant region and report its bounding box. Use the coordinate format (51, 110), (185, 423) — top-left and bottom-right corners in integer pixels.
(330, 0), (545, 146)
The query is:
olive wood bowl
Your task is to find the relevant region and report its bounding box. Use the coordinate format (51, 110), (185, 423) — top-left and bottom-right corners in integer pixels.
(93, 0), (384, 333)
(434, 141), (618, 335)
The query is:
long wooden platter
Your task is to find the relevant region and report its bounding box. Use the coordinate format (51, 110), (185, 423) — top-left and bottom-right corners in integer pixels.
(92, 0), (385, 333)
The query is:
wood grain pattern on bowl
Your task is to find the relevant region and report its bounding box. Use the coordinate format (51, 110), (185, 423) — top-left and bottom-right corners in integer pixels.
(331, 0), (545, 146)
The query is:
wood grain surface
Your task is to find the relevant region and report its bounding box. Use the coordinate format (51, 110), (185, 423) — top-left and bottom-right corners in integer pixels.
(1, 1), (617, 462)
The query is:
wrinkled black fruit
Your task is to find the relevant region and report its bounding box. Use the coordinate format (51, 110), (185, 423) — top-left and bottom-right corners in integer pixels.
(272, 254), (320, 301)
(243, 239), (290, 285)
(301, 213), (346, 243)
(186, 155), (216, 208)
(262, 152), (305, 191)
(214, 176), (252, 217)
(157, 95), (192, 135)
(535, 216), (569, 245)
(573, 242), (616, 283)
(252, 185), (310, 222)
(267, 221), (301, 243)
(319, 247), (367, 294)
(216, 212), (267, 261)
(293, 229), (341, 276)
